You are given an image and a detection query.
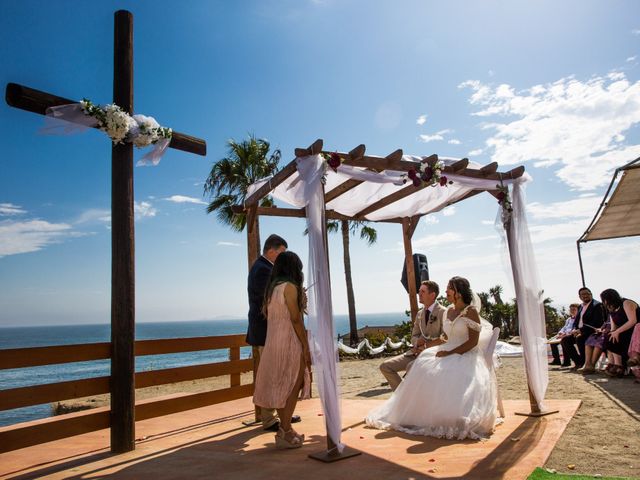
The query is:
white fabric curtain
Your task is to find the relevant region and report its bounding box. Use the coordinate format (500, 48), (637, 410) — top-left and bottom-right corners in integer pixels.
(248, 153), (548, 426)
(503, 180), (549, 409)
(295, 154), (344, 452)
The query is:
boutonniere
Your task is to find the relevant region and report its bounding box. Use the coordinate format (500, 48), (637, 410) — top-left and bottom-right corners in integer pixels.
(428, 313), (438, 323)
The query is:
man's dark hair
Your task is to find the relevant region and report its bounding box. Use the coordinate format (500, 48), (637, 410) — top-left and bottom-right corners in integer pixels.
(262, 234), (287, 253)
(421, 280), (439, 297)
(578, 287), (592, 295)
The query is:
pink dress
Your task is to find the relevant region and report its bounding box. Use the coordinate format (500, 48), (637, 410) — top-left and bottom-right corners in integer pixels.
(253, 283), (311, 409)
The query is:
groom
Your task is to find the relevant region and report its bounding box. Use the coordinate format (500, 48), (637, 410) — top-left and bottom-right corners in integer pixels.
(380, 280), (446, 391)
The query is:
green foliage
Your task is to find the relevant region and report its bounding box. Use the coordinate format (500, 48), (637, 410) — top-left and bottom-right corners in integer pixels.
(364, 330), (388, 347)
(527, 467), (632, 480)
(203, 134), (281, 231)
(393, 320), (412, 340)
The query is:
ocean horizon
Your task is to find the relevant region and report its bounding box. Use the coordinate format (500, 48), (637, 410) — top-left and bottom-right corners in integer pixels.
(0, 312), (407, 427)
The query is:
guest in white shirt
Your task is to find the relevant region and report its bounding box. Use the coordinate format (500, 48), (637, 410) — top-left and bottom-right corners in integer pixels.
(549, 304), (579, 366)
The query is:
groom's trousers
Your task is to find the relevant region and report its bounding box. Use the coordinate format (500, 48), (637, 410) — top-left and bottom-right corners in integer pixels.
(255, 346), (278, 429)
(380, 353), (417, 391)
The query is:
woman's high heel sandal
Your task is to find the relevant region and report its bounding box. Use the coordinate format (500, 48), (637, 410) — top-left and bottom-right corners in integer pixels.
(275, 428), (304, 449)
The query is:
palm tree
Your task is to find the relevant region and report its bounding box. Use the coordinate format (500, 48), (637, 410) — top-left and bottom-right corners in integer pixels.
(203, 135), (281, 251)
(324, 220), (377, 346)
(489, 285), (504, 305)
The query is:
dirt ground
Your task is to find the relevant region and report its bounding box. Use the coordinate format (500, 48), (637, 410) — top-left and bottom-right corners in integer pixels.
(57, 356), (640, 478)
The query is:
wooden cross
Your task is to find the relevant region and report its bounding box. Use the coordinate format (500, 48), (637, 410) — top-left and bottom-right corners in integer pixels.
(5, 10), (207, 453)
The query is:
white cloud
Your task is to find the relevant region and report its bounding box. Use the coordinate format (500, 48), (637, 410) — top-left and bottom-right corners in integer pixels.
(481, 220), (494, 225)
(442, 206), (456, 217)
(422, 216), (439, 225)
(527, 196), (600, 221)
(134, 201), (157, 219)
(627, 56), (637, 63)
(459, 72), (640, 190)
(0, 219), (75, 257)
(75, 208), (111, 224)
(632, 29), (640, 35)
(0, 203), (26, 216)
(416, 114), (428, 126)
(488, 70), (495, 77)
(474, 234), (498, 241)
(411, 231), (463, 248)
(165, 195), (207, 205)
(217, 241), (241, 247)
(448, 139), (461, 145)
(469, 148), (483, 156)
(419, 129), (453, 143)
(529, 220), (588, 243)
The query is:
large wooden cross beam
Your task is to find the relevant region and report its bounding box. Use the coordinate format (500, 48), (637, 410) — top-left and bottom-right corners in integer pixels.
(5, 10), (206, 453)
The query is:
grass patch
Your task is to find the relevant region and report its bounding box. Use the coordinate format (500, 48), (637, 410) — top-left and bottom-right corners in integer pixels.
(528, 467), (635, 480)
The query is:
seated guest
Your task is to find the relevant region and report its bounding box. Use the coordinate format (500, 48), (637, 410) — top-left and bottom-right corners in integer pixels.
(566, 287), (605, 370)
(628, 323), (640, 382)
(579, 316), (610, 374)
(601, 289), (638, 377)
(549, 304), (579, 366)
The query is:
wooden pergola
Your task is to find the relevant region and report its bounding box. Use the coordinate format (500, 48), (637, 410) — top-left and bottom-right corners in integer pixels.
(238, 139), (525, 323)
(236, 139), (554, 461)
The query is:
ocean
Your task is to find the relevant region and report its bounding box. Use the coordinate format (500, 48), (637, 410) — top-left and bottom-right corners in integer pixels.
(0, 313), (404, 427)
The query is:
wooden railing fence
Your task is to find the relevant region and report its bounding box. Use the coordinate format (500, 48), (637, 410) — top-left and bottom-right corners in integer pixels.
(0, 334), (253, 453)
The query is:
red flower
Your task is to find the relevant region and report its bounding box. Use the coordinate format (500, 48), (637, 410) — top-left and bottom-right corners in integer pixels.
(497, 191), (506, 202)
(421, 167), (434, 182)
(328, 152), (341, 172)
(439, 176), (448, 186)
(412, 177), (422, 187)
(408, 168), (417, 180)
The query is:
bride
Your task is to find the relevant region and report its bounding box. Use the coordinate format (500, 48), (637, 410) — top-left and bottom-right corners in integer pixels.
(365, 276), (500, 440)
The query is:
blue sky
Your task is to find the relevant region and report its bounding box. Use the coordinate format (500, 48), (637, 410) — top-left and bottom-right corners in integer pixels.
(1, 0), (639, 326)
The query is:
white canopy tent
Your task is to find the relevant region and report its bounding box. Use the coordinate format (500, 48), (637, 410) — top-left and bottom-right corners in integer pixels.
(239, 140), (552, 460)
(577, 157), (640, 285)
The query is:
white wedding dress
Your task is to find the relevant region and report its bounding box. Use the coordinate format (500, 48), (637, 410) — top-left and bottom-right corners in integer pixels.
(365, 305), (500, 440)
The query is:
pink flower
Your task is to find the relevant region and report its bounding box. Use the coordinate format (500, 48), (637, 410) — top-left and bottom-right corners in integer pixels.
(439, 176), (448, 186)
(412, 177), (422, 187)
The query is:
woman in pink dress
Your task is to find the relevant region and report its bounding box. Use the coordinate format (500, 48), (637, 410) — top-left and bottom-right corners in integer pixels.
(253, 251), (311, 449)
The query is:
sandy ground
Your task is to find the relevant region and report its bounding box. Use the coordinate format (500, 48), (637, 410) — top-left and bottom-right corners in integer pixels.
(57, 356), (640, 478)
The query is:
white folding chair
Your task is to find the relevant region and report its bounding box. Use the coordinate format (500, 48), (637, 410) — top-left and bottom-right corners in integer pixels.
(484, 327), (505, 418)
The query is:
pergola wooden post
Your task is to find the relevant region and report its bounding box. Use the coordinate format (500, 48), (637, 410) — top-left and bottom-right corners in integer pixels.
(402, 217), (419, 321)
(5, 10), (206, 453)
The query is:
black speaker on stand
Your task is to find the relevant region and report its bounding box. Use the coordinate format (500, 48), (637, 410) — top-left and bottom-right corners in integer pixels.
(401, 253), (429, 294)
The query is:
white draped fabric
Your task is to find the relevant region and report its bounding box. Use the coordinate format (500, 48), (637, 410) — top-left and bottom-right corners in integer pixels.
(247, 153), (548, 444)
(295, 155), (344, 451)
(500, 181), (549, 409)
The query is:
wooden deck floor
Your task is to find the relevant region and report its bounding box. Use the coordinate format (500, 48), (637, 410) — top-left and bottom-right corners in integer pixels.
(0, 397), (580, 480)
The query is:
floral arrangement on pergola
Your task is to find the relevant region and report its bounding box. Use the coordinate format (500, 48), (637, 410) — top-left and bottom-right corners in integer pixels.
(237, 139), (552, 461)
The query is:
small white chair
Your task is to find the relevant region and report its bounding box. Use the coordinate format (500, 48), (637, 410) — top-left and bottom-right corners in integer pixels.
(484, 327), (505, 418)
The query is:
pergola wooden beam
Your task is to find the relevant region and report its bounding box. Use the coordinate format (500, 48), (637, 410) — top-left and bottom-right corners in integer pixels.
(353, 158), (469, 219)
(244, 139), (323, 207)
(231, 205), (404, 223)
(5, 83), (206, 156)
(324, 144), (366, 203)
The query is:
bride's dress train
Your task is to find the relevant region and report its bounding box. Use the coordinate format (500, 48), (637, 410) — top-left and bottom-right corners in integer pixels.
(365, 306), (500, 440)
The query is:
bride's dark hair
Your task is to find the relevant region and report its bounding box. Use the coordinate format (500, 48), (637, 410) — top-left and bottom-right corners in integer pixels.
(448, 276), (473, 305)
(263, 251), (304, 316)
